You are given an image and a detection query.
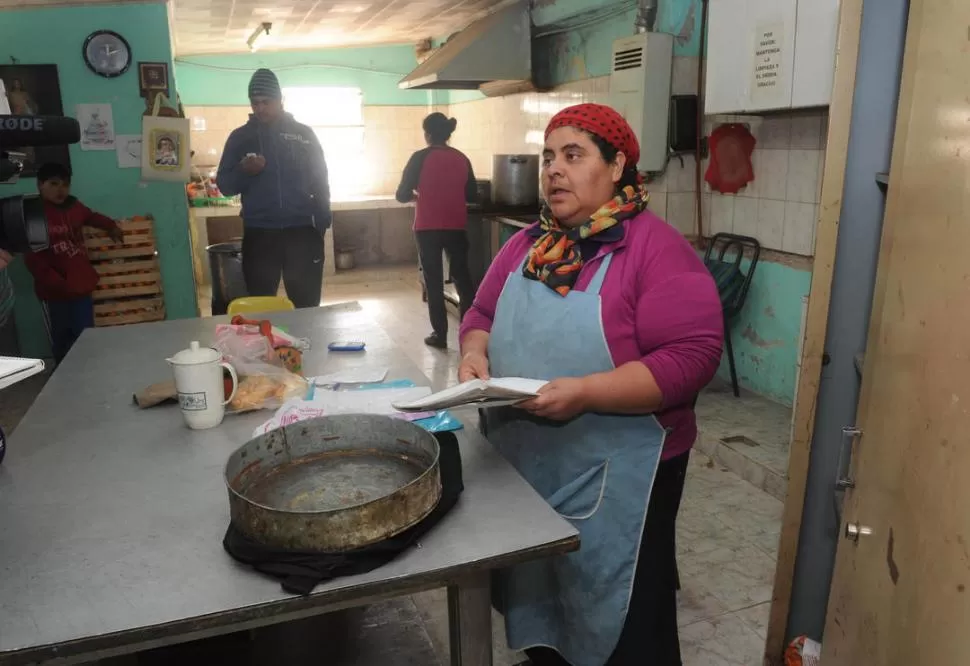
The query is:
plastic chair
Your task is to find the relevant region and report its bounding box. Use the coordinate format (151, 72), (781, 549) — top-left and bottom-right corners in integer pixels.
(227, 296), (295, 316)
(703, 233), (761, 398)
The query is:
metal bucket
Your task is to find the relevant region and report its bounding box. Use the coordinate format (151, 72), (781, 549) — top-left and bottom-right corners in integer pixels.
(207, 240), (247, 316)
(335, 249), (356, 271)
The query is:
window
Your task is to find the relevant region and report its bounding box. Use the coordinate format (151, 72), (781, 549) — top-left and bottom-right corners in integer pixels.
(283, 86), (366, 199)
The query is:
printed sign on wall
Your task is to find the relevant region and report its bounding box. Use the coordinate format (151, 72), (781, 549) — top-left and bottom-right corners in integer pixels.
(76, 103), (116, 151)
(750, 22), (787, 108)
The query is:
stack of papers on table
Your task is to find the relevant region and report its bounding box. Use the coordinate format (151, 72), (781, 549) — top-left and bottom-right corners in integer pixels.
(310, 387), (433, 415)
(253, 387), (436, 437)
(312, 367), (389, 386)
(0, 356), (45, 391)
(392, 378), (547, 411)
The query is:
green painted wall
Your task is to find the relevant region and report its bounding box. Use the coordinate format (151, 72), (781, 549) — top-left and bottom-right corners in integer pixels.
(0, 2), (197, 358)
(532, 0), (702, 88)
(175, 46), (432, 107)
(532, 0), (631, 29)
(719, 259), (812, 406)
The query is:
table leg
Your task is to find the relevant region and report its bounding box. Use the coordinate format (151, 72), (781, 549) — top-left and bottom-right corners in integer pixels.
(447, 572), (493, 666)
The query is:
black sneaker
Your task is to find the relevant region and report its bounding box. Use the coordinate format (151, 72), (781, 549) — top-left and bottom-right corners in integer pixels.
(424, 333), (448, 349)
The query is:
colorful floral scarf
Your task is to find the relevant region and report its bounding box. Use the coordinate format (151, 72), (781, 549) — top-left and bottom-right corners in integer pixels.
(523, 184), (650, 296)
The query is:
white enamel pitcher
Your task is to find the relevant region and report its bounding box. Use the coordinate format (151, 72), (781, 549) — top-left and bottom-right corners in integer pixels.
(167, 341), (239, 430)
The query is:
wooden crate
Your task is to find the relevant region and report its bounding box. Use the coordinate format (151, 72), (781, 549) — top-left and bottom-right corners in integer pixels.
(84, 216), (157, 260)
(92, 258), (164, 302)
(93, 296), (166, 327)
(84, 216), (166, 327)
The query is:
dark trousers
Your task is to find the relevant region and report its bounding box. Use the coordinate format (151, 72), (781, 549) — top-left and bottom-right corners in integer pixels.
(241, 226), (324, 309)
(43, 295), (94, 364)
(415, 230), (476, 335)
(525, 451), (690, 666)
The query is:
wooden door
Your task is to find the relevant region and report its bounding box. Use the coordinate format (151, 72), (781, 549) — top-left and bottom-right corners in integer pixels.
(822, 1), (970, 662)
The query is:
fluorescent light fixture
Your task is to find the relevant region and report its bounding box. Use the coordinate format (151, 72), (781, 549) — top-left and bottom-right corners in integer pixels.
(247, 22), (272, 52)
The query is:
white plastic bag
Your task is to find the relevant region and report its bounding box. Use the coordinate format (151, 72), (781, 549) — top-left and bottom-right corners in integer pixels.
(252, 387), (436, 437)
(141, 94), (191, 183)
(214, 328), (308, 413)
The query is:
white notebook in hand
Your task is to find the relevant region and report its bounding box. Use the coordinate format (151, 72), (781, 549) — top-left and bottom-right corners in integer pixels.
(391, 377), (548, 411)
(0, 356), (45, 391)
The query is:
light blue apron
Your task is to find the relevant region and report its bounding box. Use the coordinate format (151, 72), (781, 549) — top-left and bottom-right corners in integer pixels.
(483, 253), (666, 666)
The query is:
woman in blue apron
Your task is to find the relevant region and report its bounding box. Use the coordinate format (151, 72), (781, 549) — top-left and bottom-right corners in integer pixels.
(458, 104), (724, 666)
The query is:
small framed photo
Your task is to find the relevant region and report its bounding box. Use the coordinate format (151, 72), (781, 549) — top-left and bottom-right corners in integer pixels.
(149, 129), (183, 170)
(138, 61), (169, 98)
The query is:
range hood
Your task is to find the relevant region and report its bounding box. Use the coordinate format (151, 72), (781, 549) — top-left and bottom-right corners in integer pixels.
(398, 1), (532, 94)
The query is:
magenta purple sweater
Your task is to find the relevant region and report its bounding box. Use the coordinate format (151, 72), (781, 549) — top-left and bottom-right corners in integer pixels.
(459, 210), (724, 460)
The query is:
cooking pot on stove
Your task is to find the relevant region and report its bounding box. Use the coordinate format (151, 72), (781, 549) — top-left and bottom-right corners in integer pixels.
(492, 155), (539, 208)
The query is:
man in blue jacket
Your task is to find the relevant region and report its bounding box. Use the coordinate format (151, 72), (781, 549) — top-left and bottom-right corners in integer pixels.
(217, 68), (331, 308)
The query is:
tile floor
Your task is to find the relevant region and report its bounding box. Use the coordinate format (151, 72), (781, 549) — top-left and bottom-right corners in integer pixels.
(694, 380), (793, 501)
(2, 265), (789, 666)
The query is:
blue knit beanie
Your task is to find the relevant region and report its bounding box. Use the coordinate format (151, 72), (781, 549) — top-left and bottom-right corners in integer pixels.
(248, 68), (281, 100)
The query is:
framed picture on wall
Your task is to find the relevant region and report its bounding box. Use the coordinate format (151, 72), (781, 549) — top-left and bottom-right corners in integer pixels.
(138, 61), (169, 98)
(0, 64), (71, 178)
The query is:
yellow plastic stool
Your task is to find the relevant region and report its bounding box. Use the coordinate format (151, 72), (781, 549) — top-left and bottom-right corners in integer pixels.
(227, 296), (295, 316)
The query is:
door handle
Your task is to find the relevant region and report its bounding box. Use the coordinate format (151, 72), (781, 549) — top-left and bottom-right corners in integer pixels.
(836, 426), (862, 490)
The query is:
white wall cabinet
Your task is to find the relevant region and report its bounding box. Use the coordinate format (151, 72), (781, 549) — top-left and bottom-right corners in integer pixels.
(705, 0), (749, 115)
(706, 0), (840, 115)
(791, 0), (840, 108)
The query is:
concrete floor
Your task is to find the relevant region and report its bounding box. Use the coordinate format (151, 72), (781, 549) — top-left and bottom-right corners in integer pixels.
(2, 264), (790, 666)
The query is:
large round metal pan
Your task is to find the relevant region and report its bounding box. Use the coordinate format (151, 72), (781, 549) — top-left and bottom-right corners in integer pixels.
(225, 414), (442, 552)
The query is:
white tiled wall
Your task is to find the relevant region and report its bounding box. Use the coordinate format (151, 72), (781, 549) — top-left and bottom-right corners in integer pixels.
(446, 77), (612, 178)
(446, 55), (823, 257)
(185, 106), (251, 168)
(704, 111), (827, 257)
(185, 105), (427, 196)
(444, 59), (689, 233)
(362, 106), (428, 194)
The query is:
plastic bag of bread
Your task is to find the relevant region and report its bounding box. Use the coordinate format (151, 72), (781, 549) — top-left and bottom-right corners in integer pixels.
(214, 328), (309, 413)
(228, 373), (309, 413)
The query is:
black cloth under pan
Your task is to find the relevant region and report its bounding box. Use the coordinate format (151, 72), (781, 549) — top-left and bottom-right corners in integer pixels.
(224, 431), (463, 596)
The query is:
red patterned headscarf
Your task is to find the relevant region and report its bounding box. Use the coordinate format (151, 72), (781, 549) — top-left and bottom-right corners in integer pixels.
(524, 104), (649, 296)
(545, 103), (641, 168)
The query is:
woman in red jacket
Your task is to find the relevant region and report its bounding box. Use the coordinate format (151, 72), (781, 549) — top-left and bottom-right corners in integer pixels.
(396, 113), (479, 349)
(24, 163), (122, 364)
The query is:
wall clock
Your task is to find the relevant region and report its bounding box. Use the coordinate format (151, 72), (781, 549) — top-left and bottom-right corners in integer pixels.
(82, 30), (132, 78)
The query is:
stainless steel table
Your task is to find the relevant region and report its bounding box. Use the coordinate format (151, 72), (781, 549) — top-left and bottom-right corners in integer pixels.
(0, 303), (579, 665)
